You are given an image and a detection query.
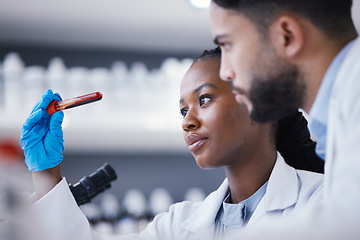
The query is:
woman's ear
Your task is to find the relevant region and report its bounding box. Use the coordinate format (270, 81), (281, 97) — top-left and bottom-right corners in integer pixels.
(268, 15), (304, 58)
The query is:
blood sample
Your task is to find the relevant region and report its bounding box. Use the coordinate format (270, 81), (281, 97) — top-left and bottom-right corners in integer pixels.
(46, 92), (102, 115)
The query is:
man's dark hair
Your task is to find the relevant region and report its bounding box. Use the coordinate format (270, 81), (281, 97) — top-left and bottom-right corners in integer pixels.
(212, 0), (356, 41)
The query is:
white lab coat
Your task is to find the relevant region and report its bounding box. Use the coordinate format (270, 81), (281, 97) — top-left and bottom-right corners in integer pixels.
(29, 152), (323, 240)
(322, 37), (360, 226)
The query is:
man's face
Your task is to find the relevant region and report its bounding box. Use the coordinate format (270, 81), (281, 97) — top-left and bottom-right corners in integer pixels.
(209, 2), (305, 123)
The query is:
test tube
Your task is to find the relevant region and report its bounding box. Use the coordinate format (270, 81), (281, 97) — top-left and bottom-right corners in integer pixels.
(46, 92), (102, 115)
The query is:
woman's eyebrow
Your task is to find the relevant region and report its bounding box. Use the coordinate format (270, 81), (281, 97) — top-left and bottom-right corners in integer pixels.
(179, 83), (219, 104)
(194, 83), (218, 94)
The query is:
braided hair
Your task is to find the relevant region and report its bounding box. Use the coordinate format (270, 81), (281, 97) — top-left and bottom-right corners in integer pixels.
(195, 47), (324, 174)
(194, 46), (222, 63)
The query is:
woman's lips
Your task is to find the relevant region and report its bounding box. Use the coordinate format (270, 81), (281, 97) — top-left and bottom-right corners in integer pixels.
(186, 134), (208, 153)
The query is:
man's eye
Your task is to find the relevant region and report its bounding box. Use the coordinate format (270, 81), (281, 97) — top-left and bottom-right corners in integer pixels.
(199, 95), (211, 106)
(180, 108), (188, 117)
(219, 43), (231, 51)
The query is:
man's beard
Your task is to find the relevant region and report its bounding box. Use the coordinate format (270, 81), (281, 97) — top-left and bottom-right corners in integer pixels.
(248, 56), (306, 124)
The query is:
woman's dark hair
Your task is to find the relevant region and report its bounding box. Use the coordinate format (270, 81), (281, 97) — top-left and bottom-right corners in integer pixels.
(212, 0), (356, 41)
(195, 47), (324, 174)
(193, 46), (222, 65)
(275, 110), (324, 174)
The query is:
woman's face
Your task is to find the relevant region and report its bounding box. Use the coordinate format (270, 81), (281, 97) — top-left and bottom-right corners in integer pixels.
(180, 59), (264, 169)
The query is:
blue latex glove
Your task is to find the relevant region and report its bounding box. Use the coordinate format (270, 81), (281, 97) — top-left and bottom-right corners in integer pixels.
(20, 89), (64, 171)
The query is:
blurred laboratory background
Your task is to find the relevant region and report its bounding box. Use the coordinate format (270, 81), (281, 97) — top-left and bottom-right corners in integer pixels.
(1, 0), (360, 237)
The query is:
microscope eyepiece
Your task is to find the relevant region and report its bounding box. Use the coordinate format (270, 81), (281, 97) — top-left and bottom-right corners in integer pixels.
(69, 163), (117, 206)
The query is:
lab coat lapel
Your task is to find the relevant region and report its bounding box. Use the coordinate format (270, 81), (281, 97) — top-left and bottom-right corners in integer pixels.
(248, 153), (299, 225)
(181, 179), (229, 236)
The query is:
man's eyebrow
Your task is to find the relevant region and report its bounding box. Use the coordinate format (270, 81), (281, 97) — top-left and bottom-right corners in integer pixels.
(194, 83), (218, 93)
(213, 34), (227, 45)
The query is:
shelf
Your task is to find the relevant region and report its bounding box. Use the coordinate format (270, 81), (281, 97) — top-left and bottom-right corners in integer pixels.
(0, 110), (188, 154)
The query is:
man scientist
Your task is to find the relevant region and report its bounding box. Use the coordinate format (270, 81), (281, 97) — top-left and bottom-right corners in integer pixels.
(209, 0), (359, 238)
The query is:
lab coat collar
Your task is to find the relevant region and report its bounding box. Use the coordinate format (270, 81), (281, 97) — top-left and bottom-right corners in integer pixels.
(181, 152), (299, 234)
(181, 178), (228, 235)
(263, 152), (298, 211)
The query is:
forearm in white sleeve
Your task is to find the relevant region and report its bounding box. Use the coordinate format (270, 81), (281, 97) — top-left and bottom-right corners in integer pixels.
(29, 177), (102, 240)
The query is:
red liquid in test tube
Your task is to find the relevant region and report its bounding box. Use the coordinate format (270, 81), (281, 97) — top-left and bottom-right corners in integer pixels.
(46, 92), (103, 115)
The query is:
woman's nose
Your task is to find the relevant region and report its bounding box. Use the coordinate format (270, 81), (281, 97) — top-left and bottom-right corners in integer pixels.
(219, 55), (235, 82)
(182, 110), (200, 132)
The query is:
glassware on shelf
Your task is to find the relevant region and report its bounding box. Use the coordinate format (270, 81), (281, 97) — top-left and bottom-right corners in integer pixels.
(2, 52), (24, 115)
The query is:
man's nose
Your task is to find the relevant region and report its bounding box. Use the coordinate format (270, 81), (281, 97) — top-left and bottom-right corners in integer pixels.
(219, 55), (235, 82)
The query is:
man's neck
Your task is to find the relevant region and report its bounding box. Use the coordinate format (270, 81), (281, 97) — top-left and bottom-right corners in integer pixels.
(301, 40), (351, 112)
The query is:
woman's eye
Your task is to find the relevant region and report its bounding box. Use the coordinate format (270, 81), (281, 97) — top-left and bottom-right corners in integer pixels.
(199, 95), (211, 106)
(180, 108), (188, 117)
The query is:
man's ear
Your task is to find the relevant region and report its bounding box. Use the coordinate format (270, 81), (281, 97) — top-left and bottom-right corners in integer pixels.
(268, 15), (304, 58)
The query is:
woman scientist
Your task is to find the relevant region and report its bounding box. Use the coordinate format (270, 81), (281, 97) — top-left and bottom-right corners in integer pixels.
(21, 47), (324, 240)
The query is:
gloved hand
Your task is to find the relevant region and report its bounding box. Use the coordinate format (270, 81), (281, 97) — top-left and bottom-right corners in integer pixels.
(20, 89), (64, 171)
